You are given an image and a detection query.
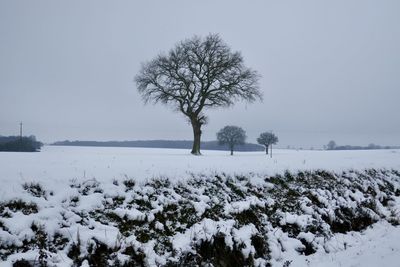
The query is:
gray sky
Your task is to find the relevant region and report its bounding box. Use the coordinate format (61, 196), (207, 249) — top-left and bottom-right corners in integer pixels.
(1, 0), (399, 148)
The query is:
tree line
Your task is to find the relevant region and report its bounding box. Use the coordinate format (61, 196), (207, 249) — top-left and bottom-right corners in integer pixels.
(326, 140), (399, 151)
(52, 140), (264, 152)
(0, 135), (43, 152)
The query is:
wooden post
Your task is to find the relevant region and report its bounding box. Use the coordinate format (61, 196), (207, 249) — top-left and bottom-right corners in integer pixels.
(270, 144), (272, 158)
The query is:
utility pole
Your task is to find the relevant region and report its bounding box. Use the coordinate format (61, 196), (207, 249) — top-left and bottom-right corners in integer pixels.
(20, 122), (23, 140)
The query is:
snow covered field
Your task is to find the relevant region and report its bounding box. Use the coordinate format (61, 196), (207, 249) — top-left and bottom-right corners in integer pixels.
(1, 145), (400, 186)
(1, 146), (400, 266)
(0, 145), (399, 200)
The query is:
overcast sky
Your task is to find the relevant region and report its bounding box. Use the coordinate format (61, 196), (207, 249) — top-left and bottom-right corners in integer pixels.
(0, 0), (399, 148)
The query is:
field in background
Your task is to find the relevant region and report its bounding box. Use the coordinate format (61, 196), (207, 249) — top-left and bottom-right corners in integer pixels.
(0, 145), (399, 188)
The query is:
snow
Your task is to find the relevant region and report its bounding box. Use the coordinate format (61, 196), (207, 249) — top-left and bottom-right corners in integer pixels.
(233, 224), (258, 258)
(1, 145), (399, 213)
(285, 221), (400, 267)
(1, 145), (400, 266)
(279, 212), (313, 229)
(112, 208), (146, 221)
(0, 145), (399, 190)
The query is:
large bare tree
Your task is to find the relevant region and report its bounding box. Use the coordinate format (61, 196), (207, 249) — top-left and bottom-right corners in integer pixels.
(135, 34), (261, 155)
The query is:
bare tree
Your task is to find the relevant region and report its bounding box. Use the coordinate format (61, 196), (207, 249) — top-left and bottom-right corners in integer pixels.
(217, 125), (246, 155)
(135, 34), (261, 155)
(327, 140), (336, 150)
(257, 132), (278, 155)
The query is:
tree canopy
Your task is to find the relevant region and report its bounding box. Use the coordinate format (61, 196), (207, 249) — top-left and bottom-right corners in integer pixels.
(217, 125), (246, 155)
(257, 132), (278, 155)
(327, 140), (337, 150)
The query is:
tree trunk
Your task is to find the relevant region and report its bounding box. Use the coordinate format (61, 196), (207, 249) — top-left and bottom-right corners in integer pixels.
(190, 119), (202, 155)
(265, 146), (269, 155)
(230, 146), (234, 156)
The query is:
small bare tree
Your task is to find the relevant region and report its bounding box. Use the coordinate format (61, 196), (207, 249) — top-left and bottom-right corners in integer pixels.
(257, 132), (278, 155)
(135, 34), (261, 155)
(217, 126), (246, 155)
(327, 140), (336, 150)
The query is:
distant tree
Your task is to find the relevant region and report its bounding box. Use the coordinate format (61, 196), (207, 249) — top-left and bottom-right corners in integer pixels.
(0, 136), (42, 152)
(135, 34), (261, 155)
(217, 126), (246, 155)
(327, 140), (336, 150)
(367, 143), (380, 149)
(257, 132), (278, 155)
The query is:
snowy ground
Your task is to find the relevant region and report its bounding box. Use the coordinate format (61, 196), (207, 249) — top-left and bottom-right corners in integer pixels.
(1, 145), (400, 184)
(1, 146), (400, 266)
(1, 145), (399, 200)
(279, 221), (400, 267)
